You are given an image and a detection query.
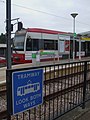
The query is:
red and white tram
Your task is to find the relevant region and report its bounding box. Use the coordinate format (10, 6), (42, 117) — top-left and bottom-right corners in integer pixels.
(12, 28), (71, 64)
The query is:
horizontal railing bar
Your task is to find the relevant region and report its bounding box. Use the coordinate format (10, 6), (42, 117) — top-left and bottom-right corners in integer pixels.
(44, 71), (84, 84)
(44, 80), (90, 101)
(45, 79), (90, 101)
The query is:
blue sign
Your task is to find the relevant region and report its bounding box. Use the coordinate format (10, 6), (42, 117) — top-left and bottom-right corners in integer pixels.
(12, 69), (43, 115)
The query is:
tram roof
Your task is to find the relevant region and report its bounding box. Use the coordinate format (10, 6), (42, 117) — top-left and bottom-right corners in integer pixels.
(26, 28), (71, 35)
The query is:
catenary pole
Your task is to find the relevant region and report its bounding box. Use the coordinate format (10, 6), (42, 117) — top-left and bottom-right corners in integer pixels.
(6, 0), (12, 69)
(6, 0), (12, 119)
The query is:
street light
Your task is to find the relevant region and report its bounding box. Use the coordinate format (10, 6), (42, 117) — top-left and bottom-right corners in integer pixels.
(71, 13), (78, 60)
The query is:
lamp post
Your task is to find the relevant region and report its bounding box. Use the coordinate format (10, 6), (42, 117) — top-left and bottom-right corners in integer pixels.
(71, 13), (78, 60)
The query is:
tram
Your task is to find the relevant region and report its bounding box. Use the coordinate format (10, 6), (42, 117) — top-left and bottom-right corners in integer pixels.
(12, 28), (71, 64)
(1, 28), (90, 65)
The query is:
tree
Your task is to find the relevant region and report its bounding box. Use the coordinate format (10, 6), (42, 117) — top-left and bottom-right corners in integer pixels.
(0, 33), (6, 44)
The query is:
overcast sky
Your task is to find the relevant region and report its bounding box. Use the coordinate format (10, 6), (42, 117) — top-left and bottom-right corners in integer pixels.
(0, 0), (90, 34)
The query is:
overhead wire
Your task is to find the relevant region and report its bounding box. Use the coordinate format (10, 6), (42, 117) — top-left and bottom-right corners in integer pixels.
(0, 0), (90, 26)
(13, 3), (71, 21)
(11, 3), (90, 26)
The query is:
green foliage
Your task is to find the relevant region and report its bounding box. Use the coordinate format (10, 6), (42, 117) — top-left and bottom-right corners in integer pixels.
(0, 33), (6, 44)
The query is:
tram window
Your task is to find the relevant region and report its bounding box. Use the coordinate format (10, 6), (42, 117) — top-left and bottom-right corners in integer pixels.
(26, 38), (39, 51)
(33, 39), (39, 51)
(26, 38), (32, 51)
(44, 40), (57, 50)
(0, 49), (4, 56)
(13, 35), (25, 51)
(39, 39), (44, 50)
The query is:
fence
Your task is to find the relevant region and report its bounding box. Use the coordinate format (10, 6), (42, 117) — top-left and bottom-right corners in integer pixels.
(0, 60), (90, 120)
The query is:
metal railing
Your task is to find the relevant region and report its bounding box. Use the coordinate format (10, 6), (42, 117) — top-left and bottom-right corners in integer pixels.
(0, 60), (90, 120)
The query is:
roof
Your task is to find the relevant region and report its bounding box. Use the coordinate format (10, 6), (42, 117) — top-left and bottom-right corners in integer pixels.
(27, 28), (71, 35)
(78, 31), (90, 37)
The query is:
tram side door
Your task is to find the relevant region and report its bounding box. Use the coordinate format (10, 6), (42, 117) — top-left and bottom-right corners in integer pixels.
(70, 40), (73, 59)
(25, 38), (33, 60)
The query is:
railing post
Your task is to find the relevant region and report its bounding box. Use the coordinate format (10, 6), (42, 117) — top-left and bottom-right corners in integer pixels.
(82, 61), (87, 109)
(6, 70), (12, 120)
